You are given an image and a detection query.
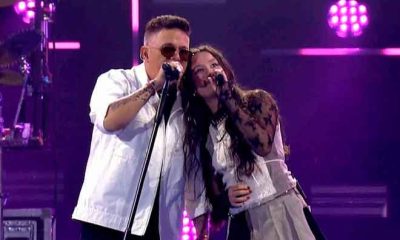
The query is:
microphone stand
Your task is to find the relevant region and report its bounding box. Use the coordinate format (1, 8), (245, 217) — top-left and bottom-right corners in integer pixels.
(123, 65), (178, 240)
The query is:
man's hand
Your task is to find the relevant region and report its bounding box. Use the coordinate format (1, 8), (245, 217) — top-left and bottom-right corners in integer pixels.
(152, 61), (183, 91)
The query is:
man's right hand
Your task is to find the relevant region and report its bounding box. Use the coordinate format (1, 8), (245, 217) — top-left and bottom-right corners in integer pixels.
(152, 61), (184, 91)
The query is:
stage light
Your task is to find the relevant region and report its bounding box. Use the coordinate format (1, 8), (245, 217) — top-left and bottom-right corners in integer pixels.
(328, 0), (369, 38)
(26, 0), (35, 9)
(14, 1), (26, 14)
(181, 210), (197, 240)
(14, 0), (35, 23)
(13, 0), (55, 24)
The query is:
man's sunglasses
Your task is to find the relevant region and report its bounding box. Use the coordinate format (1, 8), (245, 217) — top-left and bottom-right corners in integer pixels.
(153, 44), (191, 62)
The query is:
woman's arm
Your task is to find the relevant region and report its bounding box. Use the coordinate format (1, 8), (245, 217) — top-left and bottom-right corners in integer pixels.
(220, 86), (279, 156)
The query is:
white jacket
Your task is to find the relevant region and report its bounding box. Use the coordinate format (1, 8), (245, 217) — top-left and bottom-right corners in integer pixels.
(72, 64), (185, 239)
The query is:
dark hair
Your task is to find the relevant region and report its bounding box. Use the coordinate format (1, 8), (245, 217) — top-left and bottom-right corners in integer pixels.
(181, 45), (257, 193)
(144, 15), (191, 43)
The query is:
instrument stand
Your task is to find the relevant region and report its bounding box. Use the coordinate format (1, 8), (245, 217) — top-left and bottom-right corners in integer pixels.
(123, 65), (178, 240)
(0, 58), (30, 240)
(0, 146), (3, 240)
(12, 57), (30, 139)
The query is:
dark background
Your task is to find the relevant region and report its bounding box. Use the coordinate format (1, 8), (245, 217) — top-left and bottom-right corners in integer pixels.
(1, 0), (399, 239)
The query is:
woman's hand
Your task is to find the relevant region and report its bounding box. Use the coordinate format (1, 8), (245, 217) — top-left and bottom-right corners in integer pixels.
(228, 183), (251, 207)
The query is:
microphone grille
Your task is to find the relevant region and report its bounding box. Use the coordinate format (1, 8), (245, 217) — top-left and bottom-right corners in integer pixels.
(215, 73), (225, 86)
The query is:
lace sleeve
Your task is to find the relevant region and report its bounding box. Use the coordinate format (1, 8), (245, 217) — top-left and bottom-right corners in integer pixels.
(220, 86), (278, 156)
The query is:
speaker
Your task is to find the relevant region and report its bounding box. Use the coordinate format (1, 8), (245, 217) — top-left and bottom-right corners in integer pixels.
(3, 208), (55, 240)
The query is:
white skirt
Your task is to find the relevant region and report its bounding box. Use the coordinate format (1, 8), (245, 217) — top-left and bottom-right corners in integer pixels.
(229, 190), (316, 240)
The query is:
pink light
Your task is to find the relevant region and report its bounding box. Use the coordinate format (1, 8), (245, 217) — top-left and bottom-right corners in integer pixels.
(131, 0), (140, 66)
(26, 10), (35, 17)
(299, 48), (362, 56)
(22, 10), (35, 23)
(330, 5), (338, 14)
(381, 48), (400, 56)
(331, 16), (339, 25)
(180, 210), (197, 240)
(359, 5), (367, 13)
(352, 23), (360, 32)
(27, 0), (35, 9)
(48, 42), (81, 50)
(340, 24), (348, 31)
(327, 0), (369, 38)
(49, 3), (55, 12)
(350, 0), (357, 6)
(22, 16), (31, 24)
(15, 1), (26, 14)
(131, 0), (139, 32)
(360, 15), (368, 24)
(262, 48), (400, 57)
(182, 235), (189, 240)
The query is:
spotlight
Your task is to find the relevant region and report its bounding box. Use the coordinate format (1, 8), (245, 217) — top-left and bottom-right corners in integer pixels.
(14, 1), (26, 14)
(328, 0), (369, 38)
(13, 0), (56, 24)
(14, 0), (35, 23)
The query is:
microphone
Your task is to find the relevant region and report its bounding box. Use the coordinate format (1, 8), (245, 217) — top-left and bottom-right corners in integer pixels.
(162, 63), (180, 81)
(215, 73), (225, 87)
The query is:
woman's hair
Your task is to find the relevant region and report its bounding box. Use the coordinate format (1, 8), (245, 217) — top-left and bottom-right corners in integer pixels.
(181, 45), (258, 196)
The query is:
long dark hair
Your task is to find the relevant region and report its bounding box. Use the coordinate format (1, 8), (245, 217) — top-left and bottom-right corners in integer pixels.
(181, 45), (257, 200)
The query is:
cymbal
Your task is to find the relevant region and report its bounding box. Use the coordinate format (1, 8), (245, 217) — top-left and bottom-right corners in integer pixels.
(0, 69), (23, 86)
(0, 0), (17, 7)
(0, 29), (41, 67)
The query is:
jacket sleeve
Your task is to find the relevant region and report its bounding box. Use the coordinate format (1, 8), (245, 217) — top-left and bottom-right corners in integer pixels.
(221, 88), (279, 157)
(89, 70), (135, 134)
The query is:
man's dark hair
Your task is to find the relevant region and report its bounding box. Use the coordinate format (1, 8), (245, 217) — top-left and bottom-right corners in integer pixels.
(144, 15), (191, 43)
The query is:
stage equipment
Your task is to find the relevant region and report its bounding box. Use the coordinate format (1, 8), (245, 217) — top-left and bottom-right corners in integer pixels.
(1, 2), (57, 240)
(328, 0), (369, 38)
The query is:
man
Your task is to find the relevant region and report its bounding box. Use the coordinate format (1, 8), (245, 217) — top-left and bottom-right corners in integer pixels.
(72, 15), (191, 240)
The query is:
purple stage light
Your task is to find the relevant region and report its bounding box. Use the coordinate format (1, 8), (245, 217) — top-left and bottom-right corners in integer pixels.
(14, 0), (55, 24)
(181, 210), (197, 240)
(26, 0), (35, 9)
(328, 0), (369, 38)
(14, 1), (26, 14)
(48, 41), (81, 50)
(14, 0), (35, 23)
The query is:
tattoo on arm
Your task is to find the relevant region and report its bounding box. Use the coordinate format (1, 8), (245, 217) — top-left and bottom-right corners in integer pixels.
(109, 84), (154, 111)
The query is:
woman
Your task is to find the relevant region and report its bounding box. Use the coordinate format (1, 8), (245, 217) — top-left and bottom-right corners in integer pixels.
(182, 45), (316, 240)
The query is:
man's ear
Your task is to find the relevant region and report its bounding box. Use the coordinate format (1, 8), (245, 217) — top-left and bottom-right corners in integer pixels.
(140, 46), (148, 62)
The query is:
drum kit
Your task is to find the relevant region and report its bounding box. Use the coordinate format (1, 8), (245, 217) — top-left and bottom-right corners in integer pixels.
(0, 29), (42, 147)
(1, 2), (55, 239)
(0, 0), (55, 147)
